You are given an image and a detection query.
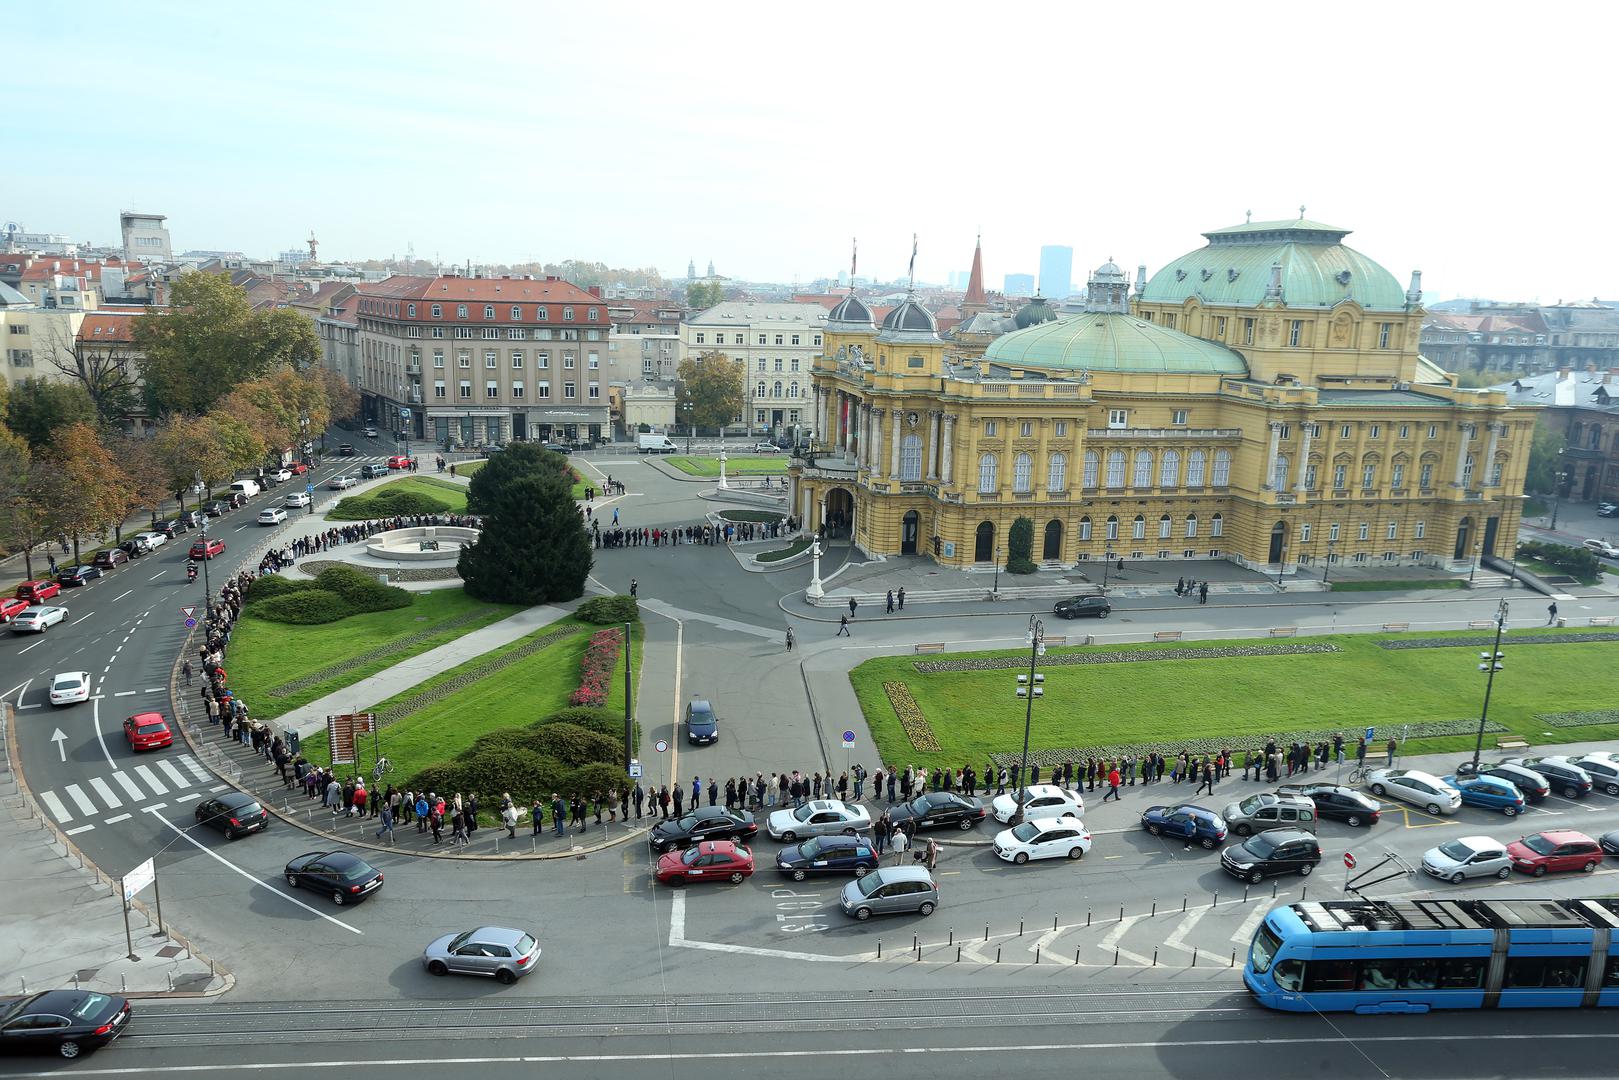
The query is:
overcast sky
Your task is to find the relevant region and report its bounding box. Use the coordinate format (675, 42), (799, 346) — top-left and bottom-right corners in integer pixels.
(8, 1), (1615, 302)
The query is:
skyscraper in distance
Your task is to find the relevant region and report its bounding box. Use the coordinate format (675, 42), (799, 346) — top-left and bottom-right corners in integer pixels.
(1039, 245), (1073, 299)
(1004, 272), (1035, 297)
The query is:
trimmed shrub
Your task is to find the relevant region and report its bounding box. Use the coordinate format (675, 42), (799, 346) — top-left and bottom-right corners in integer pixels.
(564, 761), (630, 799)
(529, 722), (621, 768)
(245, 574), (305, 603)
(251, 589), (351, 624)
(313, 564), (411, 612)
(1006, 516), (1037, 574)
(540, 706), (638, 746)
(576, 594), (639, 625)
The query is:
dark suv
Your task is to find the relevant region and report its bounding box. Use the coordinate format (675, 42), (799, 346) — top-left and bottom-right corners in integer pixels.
(1053, 595), (1111, 619)
(1220, 828), (1322, 883)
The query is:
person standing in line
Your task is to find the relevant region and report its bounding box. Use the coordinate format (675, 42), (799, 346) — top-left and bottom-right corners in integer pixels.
(531, 799), (545, 836)
(671, 784), (684, 818)
(707, 777), (718, 807)
(886, 590), (895, 614)
(837, 614), (850, 636)
(890, 822), (911, 865)
(785, 626), (795, 652)
(1196, 762), (1216, 796)
(691, 775), (703, 811)
(897, 587), (905, 610)
(1385, 737), (1398, 767)
(1199, 581), (1209, 604)
(886, 769), (898, 803)
(502, 801), (519, 838)
(1102, 766), (1122, 802)
(416, 794), (431, 833)
(1356, 736), (1368, 768)
(1333, 732), (1345, 764)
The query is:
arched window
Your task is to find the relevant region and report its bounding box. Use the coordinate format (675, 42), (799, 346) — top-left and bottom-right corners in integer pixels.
(899, 435), (922, 481)
(1160, 449), (1180, 488)
(1105, 515), (1119, 541)
(1273, 454), (1289, 491)
(1082, 450), (1099, 488)
(1187, 449), (1207, 487)
(1133, 450), (1153, 488)
(1012, 452), (1033, 493)
(787, 383), (798, 399)
(1132, 514), (1146, 540)
(772, 380), (783, 398)
(1079, 516), (1092, 540)
(1105, 451), (1125, 487)
(1185, 514), (1198, 538)
(1048, 452), (1067, 492)
(756, 381), (766, 397)
(978, 453), (998, 493)
(1158, 513), (1172, 539)
(1211, 512), (1224, 537)
(1212, 449), (1231, 486)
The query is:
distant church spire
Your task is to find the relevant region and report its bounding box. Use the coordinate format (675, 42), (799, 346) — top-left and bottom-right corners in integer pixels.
(962, 233), (989, 317)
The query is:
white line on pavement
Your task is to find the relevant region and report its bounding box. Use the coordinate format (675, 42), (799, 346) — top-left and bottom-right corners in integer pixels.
(133, 764), (169, 795)
(1160, 905), (1208, 956)
(71, 612), (94, 624)
(39, 790), (72, 823)
(175, 792), (202, 803)
(18, 639), (43, 654)
(148, 570), (166, 581)
(113, 589), (132, 602)
(0, 680), (26, 702)
(114, 690), (137, 697)
(93, 697), (115, 769)
(63, 784), (98, 816)
(88, 777), (123, 808)
(667, 891), (843, 961)
(65, 824), (95, 836)
(1230, 900), (1270, 945)
(111, 771), (144, 801)
(1099, 914), (1154, 966)
(103, 813), (131, 825)
(156, 759), (190, 789)
(144, 687), (164, 693)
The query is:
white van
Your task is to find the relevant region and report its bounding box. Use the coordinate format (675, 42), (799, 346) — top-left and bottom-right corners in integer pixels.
(229, 479), (262, 498)
(638, 433), (678, 454)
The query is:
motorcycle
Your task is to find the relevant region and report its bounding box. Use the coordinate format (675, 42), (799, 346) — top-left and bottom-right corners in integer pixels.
(186, 563), (198, 583)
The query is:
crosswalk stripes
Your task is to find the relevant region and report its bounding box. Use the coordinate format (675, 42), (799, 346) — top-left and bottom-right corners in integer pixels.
(63, 785), (98, 816)
(88, 777), (123, 808)
(157, 759), (189, 789)
(40, 790), (71, 823)
(111, 770), (145, 802)
(132, 764), (169, 796)
(35, 754), (214, 827)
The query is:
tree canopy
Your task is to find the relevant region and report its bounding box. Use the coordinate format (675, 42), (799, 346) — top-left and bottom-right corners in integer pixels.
(685, 280), (724, 309)
(458, 444), (592, 604)
(676, 352), (744, 432)
(4, 377), (97, 450)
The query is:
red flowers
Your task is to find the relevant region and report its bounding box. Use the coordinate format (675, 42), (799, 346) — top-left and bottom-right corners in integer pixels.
(570, 628), (621, 707)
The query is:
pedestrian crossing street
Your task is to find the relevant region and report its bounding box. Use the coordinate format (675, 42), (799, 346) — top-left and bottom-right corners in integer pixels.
(37, 753), (227, 835)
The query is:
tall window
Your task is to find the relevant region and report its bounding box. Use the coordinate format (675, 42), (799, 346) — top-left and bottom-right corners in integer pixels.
(1132, 515), (1146, 540)
(978, 454), (998, 493)
(1158, 514), (1172, 539)
(1462, 454), (1475, 486)
(1047, 452), (1067, 492)
(1362, 460), (1377, 488)
(1358, 522), (1370, 540)
(1490, 460), (1503, 486)
(1386, 522), (1398, 540)
(1333, 463), (1347, 489)
(1105, 450), (1125, 487)
(1160, 449), (1179, 487)
(1212, 449), (1231, 486)
(1304, 462), (1317, 490)
(1288, 319), (1303, 347)
(1106, 515), (1119, 541)
(1420, 462), (1433, 488)
(1133, 450), (1152, 488)
(1083, 450), (1099, 488)
(899, 435), (922, 481)
(1185, 515), (1198, 538)
(1391, 462), (1405, 488)
(1211, 513), (1223, 537)
(1079, 517), (1092, 540)
(1012, 452), (1033, 493)
(1187, 450), (1206, 487)
(1272, 454), (1289, 491)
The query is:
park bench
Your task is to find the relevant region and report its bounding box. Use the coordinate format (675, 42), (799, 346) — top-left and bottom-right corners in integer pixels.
(1152, 630), (1183, 642)
(1381, 622), (1410, 632)
(1268, 627), (1298, 637)
(914, 642), (946, 654)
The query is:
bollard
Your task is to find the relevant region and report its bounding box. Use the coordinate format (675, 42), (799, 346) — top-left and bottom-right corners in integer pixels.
(913, 934), (918, 951)
(1019, 918), (1024, 937)
(1086, 910), (1092, 928)
(1182, 895), (1187, 913)
(996, 947), (1001, 963)
(73, 973), (79, 990)
(121, 975), (127, 993)
(1301, 885), (1307, 901)
(1272, 881), (1278, 898)
(1036, 945), (1041, 964)
(1113, 948), (1119, 966)
(1151, 899), (1157, 917)
(1053, 914), (1058, 932)
(1213, 890), (1219, 908)
(1230, 950), (1236, 967)
(1119, 905), (1124, 922)
(19, 978), (25, 995)
(915, 941), (921, 961)
(948, 928), (954, 946)
(1192, 947), (1198, 968)
(957, 946), (961, 963)
(985, 925), (989, 942)
(1243, 885), (1250, 903)
(1152, 949), (1157, 966)
(167, 972), (174, 991)
(1075, 947), (1081, 965)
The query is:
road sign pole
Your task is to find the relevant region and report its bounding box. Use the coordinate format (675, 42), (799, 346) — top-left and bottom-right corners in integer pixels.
(121, 885), (136, 961)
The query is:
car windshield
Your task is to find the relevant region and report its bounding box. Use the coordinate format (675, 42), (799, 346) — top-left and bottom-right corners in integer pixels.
(908, 797), (932, 813)
(1011, 821), (1044, 843)
(69, 993), (112, 1019)
(680, 847), (703, 866)
(856, 873), (886, 897)
(1246, 834), (1280, 859)
(1437, 840), (1477, 861)
(675, 814), (698, 830)
(448, 930), (474, 951)
(798, 838), (824, 858)
(791, 804), (815, 821)
(1249, 924), (1282, 974)
(1238, 795), (1269, 813)
(137, 723), (165, 735)
(1522, 834), (1557, 855)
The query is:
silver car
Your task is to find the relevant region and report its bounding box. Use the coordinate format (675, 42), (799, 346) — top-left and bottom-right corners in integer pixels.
(422, 926), (540, 984)
(766, 799), (871, 842)
(839, 865), (939, 921)
(1421, 836), (1512, 884)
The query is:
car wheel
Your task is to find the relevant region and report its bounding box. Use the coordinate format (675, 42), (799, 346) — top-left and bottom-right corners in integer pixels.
(224, 827), (237, 841)
(1534, 865), (1547, 877)
(1013, 851), (1029, 865)
(1098, 610), (1109, 619)
(1370, 783), (1386, 796)
(285, 873), (299, 889)
(780, 831), (797, 843)
(791, 869), (807, 882)
(665, 875), (684, 887)
(1345, 814), (1363, 827)
(728, 872), (745, 884)
(427, 960), (447, 976)
(1200, 837), (1217, 850)
(918, 901), (935, 917)
(495, 968), (516, 985)
(1450, 872), (1465, 885)
(958, 818), (973, 831)
(1234, 824), (1252, 837)
(854, 907), (872, 921)
(1299, 862), (1313, 876)
(1607, 783), (1619, 796)
(1496, 866), (1511, 879)
(1583, 861), (1598, 873)
(1425, 803), (1442, 817)
(1503, 806), (1518, 817)
(1564, 785), (1579, 798)
(59, 1040), (81, 1059)
(842, 827), (858, 836)
(1067, 846), (1084, 861)
(332, 890), (346, 906)
(1249, 869), (1264, 884)
(1146, 823), (1162, 836)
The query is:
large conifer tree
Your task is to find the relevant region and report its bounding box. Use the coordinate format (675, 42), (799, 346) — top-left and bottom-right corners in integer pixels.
(459, 445), (591, 603)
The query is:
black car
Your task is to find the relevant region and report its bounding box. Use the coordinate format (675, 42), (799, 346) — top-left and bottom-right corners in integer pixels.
(117, 537), (151, 558)
(0, 989), (131, 1059)
(338, 443), (356, 455)
(1452, 760), (1551, 802)
(649, 805), (757, 853)
(1601, 830), (1619, 857)
(541, 442), (573, 455)
(775, 834), (880, 881)
(284, 850), (383, 906)
(1276, 782), (1382, 826)
(203, 500), (230, 517)
(179, 510), (204, 529)
(887, 791), (987, 832)
(1509, 756), (1594, 799)
(193, 790), (269, 840)
(228, 491), (248, 508)
(55, 564), (103, 587)
(1053, 595), (1111, 619)
(151, 519), (187, 538)
(1219, 828), (1322, 883)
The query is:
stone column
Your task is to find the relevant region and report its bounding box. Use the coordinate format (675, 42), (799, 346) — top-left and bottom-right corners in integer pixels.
(843, 394), (855, 462)
(868, 408), (884, 477)
(1035, 418), (1051, 496)
(1294, 422), (1313, 494)
(812, 386), (823, 442)
(1484, 421), (1503, 485)
(890, 409), (903, 480)
(1453, 423), (1473, 486)
(1264, 421), (1282, 491)
(941, 414), (956, 485)
(926, 410), (942, 480)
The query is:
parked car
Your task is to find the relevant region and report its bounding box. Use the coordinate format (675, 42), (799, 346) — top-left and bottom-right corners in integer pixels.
(542, 442), (573, 455)
(648, 806), (757, 853)
(55, 564), (102, 586)
(1442, 773), (1526, 815)
(1583, 538), (1619, 558)
(1365, 769), (1462, 815)
(229, 479), (262, 498)
(152, 519), (188, 538)
(9, 606), (68, 633)
(1220, 829), (1322, 883)
(1571, 752), (1619, 796)
(421, 926), (539, 984)
(1506, 830), (1604, 876)
(116, 537), (152, 558)
(363, 425), (378, 437)
(1597, 502), (1619, 518)
(766, 799), (871, 842)
(751, 442), (783, 454)
(1450, 760), (1549, 802)
(359, 463), (388, 479)
(192, 790), (268, 840)
(287, 462), (309, 475)
(1275, 782), (1382, 826)
(16, 579), (62, 602)
(178, 510), (204, 529)
(1140, 803), (1227, 848)
(283, 850), (384, 906)
(992, 815), (1092, 864)
(202, 500), (230, 517)
(92, 549), (129, 570)
(1508, 756), (1594, 799)
(1221, 791), (1317, 836)
(49, 671), (91, 706)
(189, 538), (226, 560)
(284, 492), (311, 509)
(989, 783), (1085, 825)
(0, 596), (30, 622)
(328, 475), (357, 489)
(265, 468), (293, 484)
(887, 791), (987, 832)
(387, 455), (411, 469)
(1601, 830), (1619, 857)
(1053, 595), (1111, 619)
(1422, 835), (1513, 884)
(685, 699), (718, 745)
(775, 835), (879, 880)
(133, 531), (168, 550)
(839, 865), (939, 921)
(123, 712), (173, 751)
(0, 989), (131, 1059)
(655, 840), (755, 886)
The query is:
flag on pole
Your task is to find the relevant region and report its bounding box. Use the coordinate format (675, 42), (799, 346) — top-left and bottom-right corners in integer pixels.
(907, 234), (917, 289)
(851, 238), (857, 281)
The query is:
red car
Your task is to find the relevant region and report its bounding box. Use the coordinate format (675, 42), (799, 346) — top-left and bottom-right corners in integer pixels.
(1507, 830), (1604, 876)
(124, 712), (174, 751)
(190, 538), (226, 560)
(656, 840), (755, 886)
(0, 596), (29, 622)
(387, 455), (411, 469)
(15, 579), (61, 603)
(288, 462), (309, 475)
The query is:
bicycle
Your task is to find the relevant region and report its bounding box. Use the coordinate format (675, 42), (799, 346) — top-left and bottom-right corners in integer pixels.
(1347, 764), (1372, 785)
(372, 756), (394, 783)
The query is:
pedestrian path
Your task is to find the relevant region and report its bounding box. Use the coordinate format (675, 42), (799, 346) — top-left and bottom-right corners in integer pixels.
(34, 752), (227, 834)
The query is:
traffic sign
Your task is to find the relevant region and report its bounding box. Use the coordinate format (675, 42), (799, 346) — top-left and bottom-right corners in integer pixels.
(180, 606), (197, 619)
(122, 857), (155, 903)
(184, 618), (197, 628)
(1344, 852), (1357, 869)
(655, 739), (669, 753)
(841, 730), (856, 746)
(628, 760), (643, 779)
(306, 483), (314, 495)
(1364, 726), (1375, 741)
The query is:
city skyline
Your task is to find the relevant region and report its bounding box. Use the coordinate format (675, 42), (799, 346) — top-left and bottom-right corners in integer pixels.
(7, 1), (1618, 302)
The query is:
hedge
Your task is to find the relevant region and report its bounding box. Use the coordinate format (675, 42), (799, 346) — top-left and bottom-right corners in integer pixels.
(576, 594), (639, 625)
(329, 488), (455, 520)
(250, 590), (351, 624)
(245, 564), (412, 625)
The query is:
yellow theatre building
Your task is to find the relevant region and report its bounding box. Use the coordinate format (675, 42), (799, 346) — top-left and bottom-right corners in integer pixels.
(791, 217), (1536, 576)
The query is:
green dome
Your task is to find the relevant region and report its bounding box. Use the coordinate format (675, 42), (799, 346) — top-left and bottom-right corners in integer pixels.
(982, 312), (1248, 375)
(1141, 218), (1407, 311)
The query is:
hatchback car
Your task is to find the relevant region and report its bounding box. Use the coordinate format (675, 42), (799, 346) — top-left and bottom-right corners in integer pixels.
(422, 926), (539, 984)
(363, 425), (379, 437)
(1442, 773), (1526, 816)
(766, 799), (871, 842)
(1220, 829), (1322, 883)
(839, 865), (939, 921)
(123, 712), (173, 751)
(338, 443), (356, 455)
(1276, 782), (1382, 826)
(202, 500), (230, 517)
(152, 519), (188, 538)
(92, 549), (129, 570)
(775, 835), (880, 880)
(990, 783), (1085, 825)
(328, 475), (357, 489)
(257, 507), (288, 526)
(1598, 502), (1619, 518)
(266, 467), (293, 484)
(1451, 760), (1550, 802)
(190, 537), (226, 559)
(17, 578), (62, 601)
(284, 491), (311, 508)
(0, 596), (29, 622)
(1053, 595), (1111, 619)
(1509, 756), (1594, 799)
(648, 805), (758, 853)
(9, 606), (67, 633)
(192, 790), (269, 840)
(656, 840), (755, 886)
(993, 815), (1092, 864)
(887, 791), (987, 832)
(1601, 830), (1619, 858)
(116, 537), (152, 558)
(1366, 769), (1462, 815)
(1421, 835), (1513, 884)
(751, 442), (783, 454)
(685, 698), (718, 745)
(284, 850), (384, 905)
(1140, 803), (1227, 848)
(134, 531), (167, 551)
(49, 672), (91, 706)
(1572, 753), (1619, 796)
(1507, 830), (1604, 876)
(387, 455), (411, 469)
(0, 989), (131, 1059)
(1582, 538), (1619, 558)
(55, 564), (102, 586)
(1222, 791), (1317, 836)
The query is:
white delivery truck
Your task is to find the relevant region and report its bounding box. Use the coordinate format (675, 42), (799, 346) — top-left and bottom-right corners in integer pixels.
(638, 433), (678, 454)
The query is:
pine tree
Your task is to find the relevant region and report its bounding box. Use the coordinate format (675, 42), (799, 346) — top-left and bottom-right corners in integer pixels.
(458, 445), (592, 603)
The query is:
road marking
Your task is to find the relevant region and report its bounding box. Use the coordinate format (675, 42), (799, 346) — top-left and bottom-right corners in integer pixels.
(65, 824), (95, 836)
(1, 680), (27, 702)
(103, 813), (131, 825)
(113, 589), (132, 601)
(156, 759), (191, 788)
(133, 764), (169, 795)
(40, 790), (73, 823)
(143, 808), (362, 934)
(62, 784), (98, 816)
(1161, 905), (1208, 956)
(145, 802), (167, 811)
(175, 792), (202, 803)
(148, 570), (166, 581)
(71, 613), (94, 625)
(19, 639), (43, 654)
(112, 771), (144, 801)
(1098, 914), (1154, 966)
(17, 703), (41, 710)
(668, 892), (850, 962)
(180, 755), (211, 782)
(114, 690), (137, 697)
(144, 687), (164, 693)
(93, 697), (115, 769)
(1231, 900), (1270, 945)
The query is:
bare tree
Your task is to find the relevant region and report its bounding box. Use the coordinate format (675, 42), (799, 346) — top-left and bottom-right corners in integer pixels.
(41, 319), (142, 425)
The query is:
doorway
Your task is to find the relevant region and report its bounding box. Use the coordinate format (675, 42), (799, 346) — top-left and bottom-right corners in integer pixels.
(1043, 519), (1063, 561)
(1482, 516), (1499, 559)
(901, 510), (919, 555)
(824, 488), (854, 539)
(1268, 521), (1286, 564)
(1454, 517), (1472, 560)
(974, 521), (995, 562)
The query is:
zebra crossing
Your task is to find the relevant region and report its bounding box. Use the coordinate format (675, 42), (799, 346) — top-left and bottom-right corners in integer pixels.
(37, 753), (224, 835)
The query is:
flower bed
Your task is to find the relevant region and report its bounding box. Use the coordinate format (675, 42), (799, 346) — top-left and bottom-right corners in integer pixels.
(570, 628), (623, 707)
(914, 641), (1339, 674)
(884, 681), (941, 753)
(1534, 709), (1619, 729)
(1378, 631), (1619, 650)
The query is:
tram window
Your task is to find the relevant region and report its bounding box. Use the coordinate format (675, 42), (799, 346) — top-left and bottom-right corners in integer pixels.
(1505, 958), (1586, 988)
(1438, 959), (1485, 989)
(1605, 958), (1619, 988)
(1274, 960), (1304, 991)
(1400, 962), (1439, 990)
(1303, 959), (1356, 992)
(1359, 961), (1399, 990)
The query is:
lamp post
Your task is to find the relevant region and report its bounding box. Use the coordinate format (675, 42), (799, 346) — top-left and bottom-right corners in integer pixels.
(1101, 549), (1115, 590)
(993, 544), (1002, 597)
(193, 470), (213, 618)
(1549, 467), (1569, 530)
(1469, 598), (1509, 771)
(681, 401), (694, 453)
(1323, 538), (1337, 584)
(1010, 615), (1046, 825)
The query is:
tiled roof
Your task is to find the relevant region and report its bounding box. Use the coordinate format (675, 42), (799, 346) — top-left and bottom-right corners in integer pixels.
(77, 312), (136, 342)
(364, 274), (601, 304)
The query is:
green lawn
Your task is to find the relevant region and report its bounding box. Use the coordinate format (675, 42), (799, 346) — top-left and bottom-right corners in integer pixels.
(1329, 579), (1465, 592)
(850, 629), (1619, 766)
(228, 589), (520, 720)
(1517, 556), (1603, 586)
(327, 476), (470, 519)
(666, 455), (788, 476)
(757, 538), (811, 562)
(456, 458), (589, 499)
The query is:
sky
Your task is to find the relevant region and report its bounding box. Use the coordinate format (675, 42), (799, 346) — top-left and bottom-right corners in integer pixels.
(6, 1), (1617, 303)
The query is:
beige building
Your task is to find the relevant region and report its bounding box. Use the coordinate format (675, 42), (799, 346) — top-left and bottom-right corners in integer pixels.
(679, 302), (826, 436)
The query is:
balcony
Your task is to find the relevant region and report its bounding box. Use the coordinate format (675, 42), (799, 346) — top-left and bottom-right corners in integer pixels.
(1086, 427), (1243, 441)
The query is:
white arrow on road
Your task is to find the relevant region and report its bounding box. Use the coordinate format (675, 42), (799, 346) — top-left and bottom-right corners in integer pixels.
(51, 728), (67, 762)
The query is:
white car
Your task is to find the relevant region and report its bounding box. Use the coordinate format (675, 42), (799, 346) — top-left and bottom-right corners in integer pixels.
(1582, 538), (1619, 559)
(133, 531), (168, 550)
(10, 606), (68, 633)
(49, 671), (91, 705)
(1421, 835), (1512, 884)
(992, 815), (1092, 864)
(990, 783), (1085, 824)
(766, 799), (872, 842)
(364, 426), (378, 438)
(328, 475), (357, 490)
(1366, 768), (1462, 816)
(284, 491), (312, 508)
(751, 442), (784, 454)
(257, 507), (288, 526)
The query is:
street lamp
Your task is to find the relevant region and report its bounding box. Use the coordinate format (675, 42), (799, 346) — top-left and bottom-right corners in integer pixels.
(1010, 615), (1046, 825)
(1323, 538), (1337, 584)
(1101, 549), (1116, 589)
(681, 401), (694, 453)
(993, 544), (1003, 597)
(1469, 599), (1509, 771)
(1549, 467), (1569, 530)
(192, 470), (213, 618)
